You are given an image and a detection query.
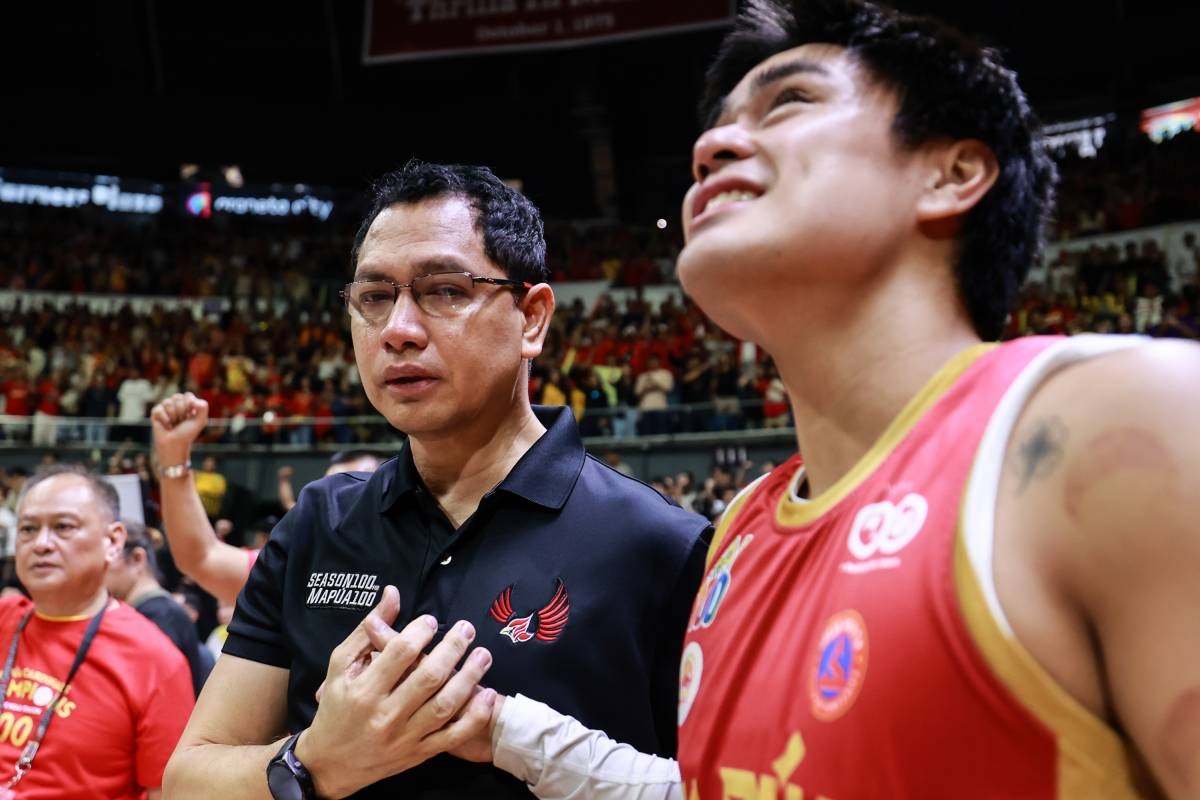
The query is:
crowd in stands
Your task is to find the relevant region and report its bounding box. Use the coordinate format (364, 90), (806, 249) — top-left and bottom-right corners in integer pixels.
(2, 124), (1200, 447)
(1051, 127), (1200, 240)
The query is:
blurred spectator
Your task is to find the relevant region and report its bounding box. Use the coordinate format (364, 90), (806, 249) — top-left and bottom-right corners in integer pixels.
(603, 450), (635, 479)
(106, 520), (213, 696)
(635, 354), (674, 435)
(114, 372), (156, 443)
(193, 456), (227, 520)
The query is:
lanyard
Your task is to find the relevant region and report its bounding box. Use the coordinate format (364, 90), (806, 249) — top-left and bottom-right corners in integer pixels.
(0, 601), (108, 790)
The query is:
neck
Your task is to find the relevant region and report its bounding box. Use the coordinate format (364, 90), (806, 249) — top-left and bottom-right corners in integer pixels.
(34, 588), (110, 620)
(750, 264), (980, 498)
(409, 402), (546, 527)
(126, 576), (163, 606)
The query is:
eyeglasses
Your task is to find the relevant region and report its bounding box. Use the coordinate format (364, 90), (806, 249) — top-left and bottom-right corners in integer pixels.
(340, 272), (532, 322)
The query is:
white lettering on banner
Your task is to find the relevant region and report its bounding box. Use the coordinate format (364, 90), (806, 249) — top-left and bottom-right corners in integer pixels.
(0, 179), (162, 214)
(476, 21), (548, 40)
(212, 194), (333, 221)
(405, 0), (518, 23)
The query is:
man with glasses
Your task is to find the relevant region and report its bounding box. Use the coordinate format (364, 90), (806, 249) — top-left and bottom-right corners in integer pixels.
(166, 161), (710, 799)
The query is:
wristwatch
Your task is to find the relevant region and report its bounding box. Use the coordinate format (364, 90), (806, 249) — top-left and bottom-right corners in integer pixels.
(158, 462), (191, 479)
(266, 732), (315, 800)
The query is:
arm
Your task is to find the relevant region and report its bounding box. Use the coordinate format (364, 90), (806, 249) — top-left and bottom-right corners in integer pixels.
(163, 655), (292, 799)
(166, 588), (497, 799)
(151, 393), (252, 605)
(277, 466), (297, 512)
(998, 340), (1200, 798)
(492, 694), (682, 800)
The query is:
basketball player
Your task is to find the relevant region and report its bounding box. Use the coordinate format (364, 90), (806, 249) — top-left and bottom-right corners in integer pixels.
(444, 1), (1200, 797)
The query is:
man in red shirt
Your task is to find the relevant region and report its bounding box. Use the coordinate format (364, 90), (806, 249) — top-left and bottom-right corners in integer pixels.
(4, 464), (193, 799)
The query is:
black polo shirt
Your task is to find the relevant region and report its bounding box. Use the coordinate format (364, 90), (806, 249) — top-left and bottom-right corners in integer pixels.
(226, 406), (711, 798)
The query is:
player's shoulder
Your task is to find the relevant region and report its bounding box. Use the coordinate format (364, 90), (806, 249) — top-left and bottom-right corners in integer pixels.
(1021, 336), (1200, 433)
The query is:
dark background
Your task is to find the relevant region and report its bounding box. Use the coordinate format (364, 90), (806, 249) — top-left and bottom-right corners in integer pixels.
(3, 0), (1198, 222)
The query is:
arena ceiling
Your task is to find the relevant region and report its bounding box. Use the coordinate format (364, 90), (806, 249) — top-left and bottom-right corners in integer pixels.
(3, 0), (1197, 220)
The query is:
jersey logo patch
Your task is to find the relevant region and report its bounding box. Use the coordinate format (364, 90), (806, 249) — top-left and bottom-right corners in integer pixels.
(678, 641), (704, 726)
(809, 609), (869, 722)
(489, 579), (570, 644)
(688, 534), (753, 632)
(840, 491), (927, 575)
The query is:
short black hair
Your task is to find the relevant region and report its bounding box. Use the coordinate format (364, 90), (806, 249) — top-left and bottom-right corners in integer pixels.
(701, 0), (1058, 340)
(121, 519), (161, 580)
(351, 160), (549, 286)
(19, 463), (120, 522)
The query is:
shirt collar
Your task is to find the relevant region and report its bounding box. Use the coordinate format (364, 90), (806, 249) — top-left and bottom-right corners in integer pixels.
(379, 405), (584, 512)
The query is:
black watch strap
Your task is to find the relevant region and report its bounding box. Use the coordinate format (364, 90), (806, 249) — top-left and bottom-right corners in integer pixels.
(267, 731), (315, 800)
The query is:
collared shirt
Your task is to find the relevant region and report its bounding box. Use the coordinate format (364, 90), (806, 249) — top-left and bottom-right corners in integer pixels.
(226, 406), (711, 799)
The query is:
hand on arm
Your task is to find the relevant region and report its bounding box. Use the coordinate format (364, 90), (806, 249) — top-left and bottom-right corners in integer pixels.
(297, 586), (498, 798)
(152, 392), (249, 605)
(167, 587), (496, 799)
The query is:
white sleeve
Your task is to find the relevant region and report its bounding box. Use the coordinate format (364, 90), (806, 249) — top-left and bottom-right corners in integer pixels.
(492, 694), (684, 800)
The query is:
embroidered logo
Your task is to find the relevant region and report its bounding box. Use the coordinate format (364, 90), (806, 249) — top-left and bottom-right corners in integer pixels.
(489, 579), (570, 644)
(808, 610), (869, 722)
(677, 641), (704, 726)
(839, 492), (928, 575)
(688, 533), (754, 632)
(305, 572), (381, 609)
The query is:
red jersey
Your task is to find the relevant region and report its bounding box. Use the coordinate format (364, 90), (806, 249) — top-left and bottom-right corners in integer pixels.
(678, 337), (1145, 799)
(0, 598), (194, 799)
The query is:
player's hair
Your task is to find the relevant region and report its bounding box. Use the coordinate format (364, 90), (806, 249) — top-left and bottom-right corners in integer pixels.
(19, 463), (121, 522)
(351, 160), (549, 286)
(701, 0), (1058, 340)
(120, 519), (161, 579)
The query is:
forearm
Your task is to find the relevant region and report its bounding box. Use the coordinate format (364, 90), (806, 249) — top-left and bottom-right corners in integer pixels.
(160, 478), (248, 604)
(160, 477), (217, 571)
(278, 478), (297, 512)
(493, 695), (682, 800)
(163, 738), (285, 800)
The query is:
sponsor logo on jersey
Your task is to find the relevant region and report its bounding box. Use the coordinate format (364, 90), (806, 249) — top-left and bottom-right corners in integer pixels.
(688, 534), (754, 632)
(488, 579), (570, 644)
(678, 641), (704, 726)
(305, 572), (381, 609)
(839, 491), (928, 575)
(809, 609), (869, 722)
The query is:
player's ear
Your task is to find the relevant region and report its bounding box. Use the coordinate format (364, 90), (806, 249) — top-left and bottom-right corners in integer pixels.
(916, 139), (999, 236)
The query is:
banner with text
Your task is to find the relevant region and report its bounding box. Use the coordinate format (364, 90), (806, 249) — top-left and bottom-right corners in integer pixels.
(364, 0), (734, 63)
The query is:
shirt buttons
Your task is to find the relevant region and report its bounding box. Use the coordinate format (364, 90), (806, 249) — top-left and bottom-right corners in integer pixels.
(440, 554), (452, 566)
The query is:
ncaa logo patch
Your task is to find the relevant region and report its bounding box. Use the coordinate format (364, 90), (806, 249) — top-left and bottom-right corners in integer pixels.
(678, 641), (704, 726)
(808, 610), (869, 722)
(688, 534), (754, 632)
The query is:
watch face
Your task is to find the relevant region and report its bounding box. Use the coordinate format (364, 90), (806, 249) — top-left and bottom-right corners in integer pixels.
(267, 760), (304, 800)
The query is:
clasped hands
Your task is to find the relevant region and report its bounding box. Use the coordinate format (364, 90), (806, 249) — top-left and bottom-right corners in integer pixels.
(295, 586), (505, 799)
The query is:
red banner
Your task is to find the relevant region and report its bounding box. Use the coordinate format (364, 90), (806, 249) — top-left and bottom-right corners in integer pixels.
(363, 0), (735, 63)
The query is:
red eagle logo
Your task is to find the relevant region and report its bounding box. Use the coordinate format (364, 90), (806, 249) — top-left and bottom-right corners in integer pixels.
(488, 579), (570, 644)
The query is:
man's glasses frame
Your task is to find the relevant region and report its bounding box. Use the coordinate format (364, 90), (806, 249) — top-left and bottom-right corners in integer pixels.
(340, 271), (533, 322)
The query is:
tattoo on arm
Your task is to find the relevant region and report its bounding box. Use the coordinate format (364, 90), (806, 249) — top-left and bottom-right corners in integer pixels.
(1011, 416), (1068, 494)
